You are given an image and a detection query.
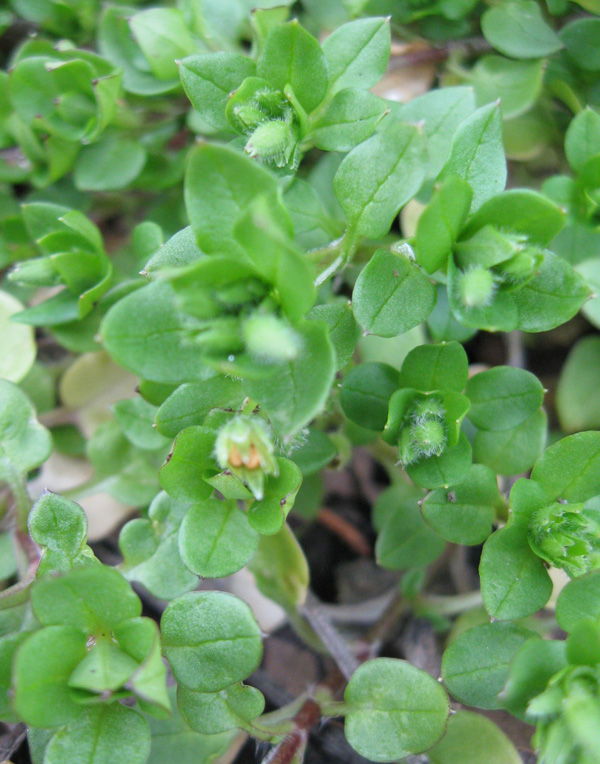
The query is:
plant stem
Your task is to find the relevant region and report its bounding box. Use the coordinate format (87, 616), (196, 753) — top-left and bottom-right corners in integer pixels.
(417, 590), (483, 616)
(259, 698), (321, 764)
(299, 591), (360, 681)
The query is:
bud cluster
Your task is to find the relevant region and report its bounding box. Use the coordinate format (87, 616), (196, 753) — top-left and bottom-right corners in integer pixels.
(527, 501), (600, 577)
(397, 396), (448, 467)
(227, 78), (302, 169)
(454, 225), (543, 310)
(530, 662), (600, 764)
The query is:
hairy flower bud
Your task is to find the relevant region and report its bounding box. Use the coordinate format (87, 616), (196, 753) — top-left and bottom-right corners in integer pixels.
(214, 416), (279, 500)
(497, 247), (541, 284)
(411, 395), (445, 422)
(529, 663), (600, 764)
(528, 502), (600, 577)
(457, 266), (496, 308)
(245, 118), (299, 169)
(243, 313), (302, 363)
(396, 395), (448, 466)
(411, 419), (446, 457)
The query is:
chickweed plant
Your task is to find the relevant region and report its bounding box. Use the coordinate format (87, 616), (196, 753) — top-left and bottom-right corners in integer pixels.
(1, 1), (600, 762)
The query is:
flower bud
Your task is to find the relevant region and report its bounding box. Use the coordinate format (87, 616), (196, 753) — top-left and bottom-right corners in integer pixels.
(396, 395), (448, 466)
(398, 428), (419, 467)
(411, 418), (446, 458)
(243, 313), (302, 364)
(457, 266), (496, 308)
(233, 104), (266, 133)
(497, 247), (541, 284)
(214, 416), (279, 500)
(411, 395), (445, 423)
(528, 502), (600, 577)
(245, 118), (299, 168)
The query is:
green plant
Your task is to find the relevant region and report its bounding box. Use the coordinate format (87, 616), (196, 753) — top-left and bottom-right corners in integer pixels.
(1, 1), (600, 762)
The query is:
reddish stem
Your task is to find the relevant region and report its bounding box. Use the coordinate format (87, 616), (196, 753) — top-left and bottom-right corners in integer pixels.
(260, 699), (321, 764)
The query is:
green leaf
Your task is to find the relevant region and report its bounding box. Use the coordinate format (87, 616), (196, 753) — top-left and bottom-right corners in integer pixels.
(427, 284), (478, 344)
(429, 711), (522, 764)
(460, 190), (565, 248)
(472, 56), (544, 120)
(28, 728), (53, 764)
(576, 258), (600, 329)
(552, 224), (600, 267)
(531, 431), (600, 503)
(566, 619), (600, 666)
(395, 86), (476, 180)
(248, 457), (302, 534)
(442, 622), (537, 709)
(352, 249), (436, 338)
(245, 321), (335, 440)
(311, 88), (388, 152)
(565, 107), (600, 174)
(27, 492), (90, 571)
(179, 53), (256, 131)
(147, 687), (237, 764)
(114, 616), (171, 712)
(248, 523), (309, 611)
(415, 177), (473, 275)
(334, 124), (427, 239)
(144, 227), (203, 277)
(341, 362), (398, 430)
(439, 102), (506, 212)
(466, 366), (544, 431)
(556, 571), (600, 632)
(307, 301), (360, 371)
(159, 426), (215, 503)
(179, 498), (258, 577)
(101, 282), (208, 384)
(120, 494), (198, 602)
(184, 143), (277, 258)
(344, 658), (449, 761)
(0, 291), (35, 383)
(99, 6), (178, 94)
(85, 420), (161, 508)
(557, 337), (600, 432)
(0, 379), (51, 475)
(481, 1), (563, 59)
(161, 591), (263, 692)
(129, 8), (195, 81)
(232, 195), (314, 321)
(375, 486), (445, 571)
(13, 625), (87, 727)
(155, 378), (245, 438)
(560, 19), (600, 72)
(114, 398), (171, 451)
(511, 252), (589, 333)
(31, 565), (142, 635)
(68, 638), (139, 693)
(407, 431), (472, 490)
(44, 704), (150, 764)
(500, 638), (567, 718)
(288, 428), (336, 475)
(421, 464), (498, 545)
(0, 632), (27, 722)
(257, 20), (328, 113)
(480, 524), (552, 619)
(321, 17), (391, 95)
(474, 409), (547, 476)
(398, 341), (468, 393)
(74, 134), (146, 192)
(283, 179), (344, 250)
(178, 683), (265, 734)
